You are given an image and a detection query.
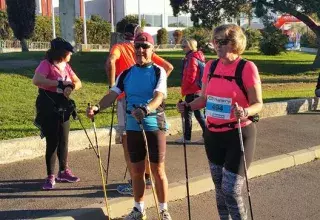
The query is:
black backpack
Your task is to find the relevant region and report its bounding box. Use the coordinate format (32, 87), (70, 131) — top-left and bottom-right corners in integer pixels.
(208, 59), (259, 123)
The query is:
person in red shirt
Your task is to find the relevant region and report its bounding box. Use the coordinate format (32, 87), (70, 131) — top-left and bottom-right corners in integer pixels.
(105, 24), (173, 196)
(175, 38), (206, 144)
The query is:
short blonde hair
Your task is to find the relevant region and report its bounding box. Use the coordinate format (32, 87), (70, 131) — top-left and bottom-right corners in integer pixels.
(181, 38), (198, 51)
(213, 24), (247, 55)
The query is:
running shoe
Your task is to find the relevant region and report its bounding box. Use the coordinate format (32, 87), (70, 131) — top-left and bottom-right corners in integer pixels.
(56, 168), (80, 183)
(117, 180), (133, 195)
(160, 209), (172, 220)
(145, 177), (152, 189)
(124, 207), (146, 220)
(175, 136), (191, 144)
(42, 175), (56, 190)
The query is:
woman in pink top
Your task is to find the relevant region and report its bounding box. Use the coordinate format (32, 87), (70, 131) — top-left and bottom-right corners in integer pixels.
(177, 24), (263, 219)
(32, 37), (82, 190)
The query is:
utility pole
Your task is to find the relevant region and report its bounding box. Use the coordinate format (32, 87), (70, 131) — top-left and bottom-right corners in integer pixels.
(82, 0), (87, 47)
(138, 0), (141, 26)
(110, 0), (114, 32)
(51, 0), (56, 39)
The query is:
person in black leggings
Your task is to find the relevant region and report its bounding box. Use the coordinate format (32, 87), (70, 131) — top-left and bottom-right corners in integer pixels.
(177, 24), (263, 219)
(33, 37), (82, 190)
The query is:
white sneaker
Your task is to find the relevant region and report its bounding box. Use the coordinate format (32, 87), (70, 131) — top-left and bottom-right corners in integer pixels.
(175, 136), (191, 144)
(194, 137), (204, 144)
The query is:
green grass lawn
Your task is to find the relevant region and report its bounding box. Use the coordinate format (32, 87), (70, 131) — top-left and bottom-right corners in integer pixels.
(0, 50), (318, 140)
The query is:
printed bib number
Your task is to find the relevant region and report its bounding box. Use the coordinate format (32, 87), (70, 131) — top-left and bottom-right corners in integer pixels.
(206, 95), (232, 120)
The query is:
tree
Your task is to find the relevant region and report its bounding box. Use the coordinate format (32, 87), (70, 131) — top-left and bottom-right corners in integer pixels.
(0, 10), (13, 40)
(170, 0), (320, 67)
(116, 15), (146, 34)
(6, 0), (36, 52)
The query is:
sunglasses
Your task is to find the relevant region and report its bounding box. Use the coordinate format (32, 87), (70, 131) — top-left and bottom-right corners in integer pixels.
(214, 38), (231, 46)
(134, 43), (151, 49)
(181, 45), (187, 49)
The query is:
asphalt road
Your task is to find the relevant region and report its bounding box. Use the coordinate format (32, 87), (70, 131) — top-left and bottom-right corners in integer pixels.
(1, 113), (320, 219)
(146, 159), (320, 220)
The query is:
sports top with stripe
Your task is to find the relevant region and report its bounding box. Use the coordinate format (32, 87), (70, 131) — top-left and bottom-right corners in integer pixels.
(111, 64), (167, 131)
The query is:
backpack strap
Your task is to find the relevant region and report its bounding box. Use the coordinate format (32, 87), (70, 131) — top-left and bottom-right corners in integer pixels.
(117, 66), (133, 92)
(234, 59), (248, 100)
(208, 59), (220, 83)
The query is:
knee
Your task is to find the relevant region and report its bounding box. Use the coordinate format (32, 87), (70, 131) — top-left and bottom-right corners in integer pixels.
(221, 169), (244, 197)
(131, 163), (145, 179)
(151, 164), (166, 180)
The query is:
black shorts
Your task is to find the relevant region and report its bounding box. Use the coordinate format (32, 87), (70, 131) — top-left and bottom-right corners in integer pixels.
(126, 130), (166, 163)
(204, 123), (256, 176)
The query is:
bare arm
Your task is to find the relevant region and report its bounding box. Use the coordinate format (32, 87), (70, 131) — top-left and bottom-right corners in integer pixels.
(105, 54), (117, 87)
(147, 91), (164, 111)
(32, 73), (58, 87)
(189, 80), (207, 110)
(152, 53), (174, 77)
(246, 83), (263, 116)
(70, 74), (82, 90)
(161, 59), (174, 77)
(98, 90), (118, 111)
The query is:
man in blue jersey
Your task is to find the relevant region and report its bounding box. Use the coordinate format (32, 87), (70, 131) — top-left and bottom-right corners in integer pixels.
(87, 32), (171, 220)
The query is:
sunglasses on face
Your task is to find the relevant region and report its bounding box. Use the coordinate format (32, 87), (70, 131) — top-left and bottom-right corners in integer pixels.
(181, 45), (187, 49)
(214, 38), (231, 46)
(134, 43), (151, 49)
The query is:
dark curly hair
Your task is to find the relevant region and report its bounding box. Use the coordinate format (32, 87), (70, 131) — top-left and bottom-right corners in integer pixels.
(45, 49), (70, 63)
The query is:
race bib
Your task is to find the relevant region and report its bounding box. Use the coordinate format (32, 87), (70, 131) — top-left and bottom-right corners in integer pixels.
(206, 95), (232, 120)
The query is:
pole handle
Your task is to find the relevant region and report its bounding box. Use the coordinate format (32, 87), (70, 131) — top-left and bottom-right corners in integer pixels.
(88, 103), (95, 122)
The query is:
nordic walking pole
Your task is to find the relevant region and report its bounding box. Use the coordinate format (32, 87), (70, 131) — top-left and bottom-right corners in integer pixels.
(76, 112), (108, 175)
(179, 100), (192, 220)
(123, 166), (128, 180)
(138, 122), (161, 220)
(235, 103), (254, 220)
(89, 103), (112, 220)
(105, 102), (116, 185)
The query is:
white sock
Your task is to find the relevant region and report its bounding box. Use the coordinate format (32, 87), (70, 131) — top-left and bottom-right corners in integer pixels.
(134, 201), (145, 212)
(159, 203), (168, 211)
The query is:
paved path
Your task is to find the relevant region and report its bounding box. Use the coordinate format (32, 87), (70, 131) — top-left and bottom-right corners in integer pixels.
(147, 159), (320, 220)
(1, 113), (320, 219)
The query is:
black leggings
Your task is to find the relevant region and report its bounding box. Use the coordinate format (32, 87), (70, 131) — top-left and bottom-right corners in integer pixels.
(204, 123), (256, 176)
(44, 118), (70, 176)
(184, 93), (206, 140)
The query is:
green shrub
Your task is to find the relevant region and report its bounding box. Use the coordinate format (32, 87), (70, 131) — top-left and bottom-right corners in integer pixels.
(300, 32), (317, 48)
(31, 15), (60, 42)
(168, 22), (186, 27)
(0, 11), (14, 40)
(173, 29), (183, 44)
(245, 28), (261, 50)
(182, 27), (212, 52)
(75, 18), (111, 44)
(259, 25), (288, 55)
(116, 15), (146, 33)
(157, 28), (168, 45)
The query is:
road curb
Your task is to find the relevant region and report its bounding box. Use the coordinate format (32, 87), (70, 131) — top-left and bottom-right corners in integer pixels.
(1, 98), (320, 165)
(37, 147), (319, 220)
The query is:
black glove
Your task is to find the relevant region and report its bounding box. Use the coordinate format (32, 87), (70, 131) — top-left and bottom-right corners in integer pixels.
(57, 80), (75, 93)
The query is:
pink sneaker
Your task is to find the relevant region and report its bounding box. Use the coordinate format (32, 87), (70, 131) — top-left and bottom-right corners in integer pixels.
(42, 175), (56, 190)
(56, 168), (80, 183)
